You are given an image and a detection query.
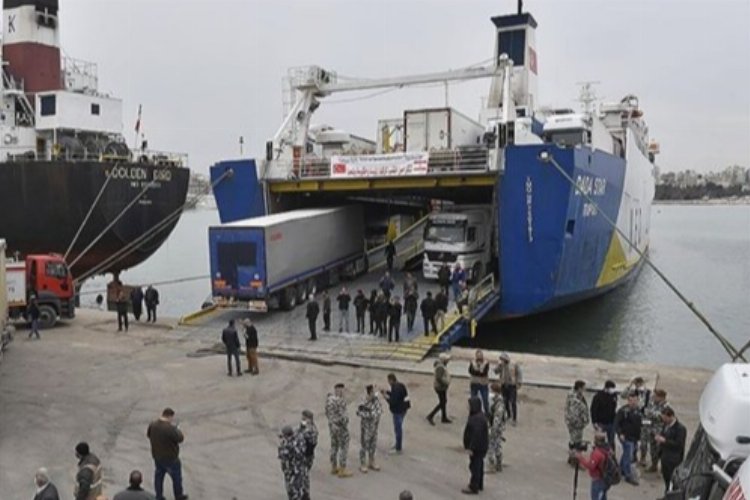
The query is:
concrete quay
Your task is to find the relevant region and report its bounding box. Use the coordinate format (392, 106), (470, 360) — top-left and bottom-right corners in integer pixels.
(0, 309), (712, 499)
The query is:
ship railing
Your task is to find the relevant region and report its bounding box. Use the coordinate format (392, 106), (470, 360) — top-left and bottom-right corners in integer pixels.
(465, 273), (496, 319)
(265, 148), (490, 180)
(366, 214), (430, 273)
(129, 149), (188, 168)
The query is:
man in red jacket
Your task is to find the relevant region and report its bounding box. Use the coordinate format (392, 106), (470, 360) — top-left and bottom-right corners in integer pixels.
(576, 433), (611, 500)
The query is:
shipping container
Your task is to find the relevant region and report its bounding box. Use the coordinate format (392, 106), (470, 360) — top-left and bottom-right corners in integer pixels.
(404, 107), (485, 152)
(209, 206), (366, 311)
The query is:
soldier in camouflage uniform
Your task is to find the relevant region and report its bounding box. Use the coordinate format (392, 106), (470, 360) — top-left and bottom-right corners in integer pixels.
(325, 383), (353, 477)
(564, 380), (590, 465)
(356, 384), (383, 473)
(641, 389), (669, 471)
(487, 382), (508, 473)
(298, 409), (318, 498)
(278, 425), (307, 500)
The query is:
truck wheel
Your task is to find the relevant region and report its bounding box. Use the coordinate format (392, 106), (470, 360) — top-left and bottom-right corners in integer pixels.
(282, 287), (297, 310)
(297, 283), (307, 304)
(38, 305), (58, 329)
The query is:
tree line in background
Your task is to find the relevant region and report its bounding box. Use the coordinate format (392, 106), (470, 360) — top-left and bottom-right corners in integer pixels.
(655, 165), (749, 200)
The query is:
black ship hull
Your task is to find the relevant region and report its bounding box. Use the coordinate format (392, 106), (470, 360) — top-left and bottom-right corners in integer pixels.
(0, 161), (190, 279)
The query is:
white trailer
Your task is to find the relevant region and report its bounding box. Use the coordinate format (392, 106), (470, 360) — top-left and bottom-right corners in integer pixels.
(404, 107), (485, 152)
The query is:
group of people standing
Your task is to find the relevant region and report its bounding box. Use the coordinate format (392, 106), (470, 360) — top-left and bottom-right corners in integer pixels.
(277, 374), (410, 499)
(566, 377), (687, 499)
(115, 285), (160, 332)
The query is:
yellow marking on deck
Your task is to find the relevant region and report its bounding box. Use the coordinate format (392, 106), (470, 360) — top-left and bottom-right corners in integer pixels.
(267, 174), (497, 193)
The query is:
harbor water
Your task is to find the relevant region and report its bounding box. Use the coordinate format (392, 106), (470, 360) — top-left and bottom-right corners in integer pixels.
(81, 204), (750, 369)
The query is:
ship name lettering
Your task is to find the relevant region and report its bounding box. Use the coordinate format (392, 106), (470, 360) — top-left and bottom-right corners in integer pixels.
(153, 169), (172, 182)
(574, 175), (606, 197)
(108, 166), (148, 181)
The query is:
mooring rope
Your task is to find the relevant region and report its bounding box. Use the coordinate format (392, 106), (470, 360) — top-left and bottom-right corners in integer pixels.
(542, 151), (745, 362)
(64, 168), (114, 261)
(78, 274), (209, 296)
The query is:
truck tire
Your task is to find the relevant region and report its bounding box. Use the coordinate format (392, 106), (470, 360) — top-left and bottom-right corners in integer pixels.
(38, 305), (58, 329)
(297, 283), (307, 304)
(282, 287), (297, 310)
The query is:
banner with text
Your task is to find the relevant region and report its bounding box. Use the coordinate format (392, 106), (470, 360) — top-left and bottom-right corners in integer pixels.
(330, 152), (429, 178)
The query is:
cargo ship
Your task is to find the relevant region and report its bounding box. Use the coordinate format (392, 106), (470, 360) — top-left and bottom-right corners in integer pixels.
(209, 4), (658, 323)
(0, 0), (190, 281)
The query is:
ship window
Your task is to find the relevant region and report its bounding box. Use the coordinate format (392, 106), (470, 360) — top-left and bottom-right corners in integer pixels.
(40, 95), (56, 116)
(91, 103), (100, 115)
(498, 29), (525, 66)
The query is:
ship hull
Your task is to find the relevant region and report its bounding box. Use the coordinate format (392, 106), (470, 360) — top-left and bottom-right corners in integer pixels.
(497, 139), (654, 317)
(0, 161), (190, 279)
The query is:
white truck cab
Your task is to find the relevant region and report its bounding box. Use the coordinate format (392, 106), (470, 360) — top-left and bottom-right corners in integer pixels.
(667, 363), (750, 500)
(422, 206), (494, 282)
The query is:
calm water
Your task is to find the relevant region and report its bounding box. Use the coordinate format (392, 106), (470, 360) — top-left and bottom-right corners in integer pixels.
(81, 205), (750, 369)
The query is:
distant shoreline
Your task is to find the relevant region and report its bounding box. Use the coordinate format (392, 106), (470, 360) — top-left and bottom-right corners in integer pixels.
(654, 198), (750, 206)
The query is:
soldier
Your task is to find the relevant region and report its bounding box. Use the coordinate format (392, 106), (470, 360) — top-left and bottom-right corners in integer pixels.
(487, 382), (508, 473)
(325, 383), (353, 477)
(356, 384), (382, 473)
(564, 380), (590, 466)
(74, 442), (103, 500)
(278, 425), (306, 500)
(642, 389), (669, 471)
(299, 409), (318, 498)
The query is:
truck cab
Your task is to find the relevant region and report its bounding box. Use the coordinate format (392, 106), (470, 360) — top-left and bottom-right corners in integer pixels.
(422, 206), (494, 282)
(7, 254), (75, 328)
(667, 363), (750, 500)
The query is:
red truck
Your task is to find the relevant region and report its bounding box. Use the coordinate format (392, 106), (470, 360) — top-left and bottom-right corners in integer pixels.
(6, 254), (75, 328)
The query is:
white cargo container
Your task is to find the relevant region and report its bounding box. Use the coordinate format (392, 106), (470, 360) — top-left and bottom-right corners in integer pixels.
(404, 107), (484, 152)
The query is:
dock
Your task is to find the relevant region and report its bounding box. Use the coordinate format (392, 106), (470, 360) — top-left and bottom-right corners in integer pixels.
(0, 307), (712, 499)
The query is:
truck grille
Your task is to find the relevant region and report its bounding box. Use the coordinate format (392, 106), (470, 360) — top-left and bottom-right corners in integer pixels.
(426, 251), (457, 263)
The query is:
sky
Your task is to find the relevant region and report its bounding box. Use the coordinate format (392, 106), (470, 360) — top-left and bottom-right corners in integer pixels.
(17, 0), (750, 174)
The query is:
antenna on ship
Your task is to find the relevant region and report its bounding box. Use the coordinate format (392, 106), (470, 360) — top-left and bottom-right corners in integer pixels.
(576, 81), (600, 115)
(518, 0), (523, 14)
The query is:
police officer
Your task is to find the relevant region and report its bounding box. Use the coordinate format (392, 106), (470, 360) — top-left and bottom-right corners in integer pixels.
(487, 382), (508, 473)
(564, 380), (590, 466)
(357, 384), (382, 473)
(325, 383), (352, 477)
(278, 425), (306, 500)
(299, 409), (318, 498)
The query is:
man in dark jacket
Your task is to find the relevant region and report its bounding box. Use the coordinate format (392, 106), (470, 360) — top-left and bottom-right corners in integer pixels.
(27, 296), (41, 339)
(130, 287), (144, 322)
(462, 397), (489, 495)
(147, 408), (187, 500)
(437, 263), (452, 295)
(368, 290), (378, 334)
(145, 285), (159, 323)
(590, 380), (618, 452)
(337, 287), (351, 333)
(388, 296), (402, 343)
(353, 290), (368, 334)
(306, 296), (319, 341)
(614, 392), (643, 485)
(322, 291), (331, 332)
(221, 319), (242, 377)
(404, 290), (418, 334)
(655, 406), (687, 494)
(243, 319), (259, 375)
(113, 470), (156, 500)
(420, 292), (437, 337)
(385, 240), (396, 272)
(381, 373), (409, 453)
(116, 289), (129, 332)
(379, 271), (395, 299)
(74, 442), (102, 500)
(33, 468), (60, 500)
(374, 293), (388, 338)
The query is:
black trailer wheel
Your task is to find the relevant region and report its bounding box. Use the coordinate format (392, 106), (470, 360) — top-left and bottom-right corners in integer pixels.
(282, 287), (298, 310)
(38, 305), (58, 329)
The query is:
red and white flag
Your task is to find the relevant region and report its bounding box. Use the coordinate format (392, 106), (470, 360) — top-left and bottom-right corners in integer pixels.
(134, 104), (142, 133)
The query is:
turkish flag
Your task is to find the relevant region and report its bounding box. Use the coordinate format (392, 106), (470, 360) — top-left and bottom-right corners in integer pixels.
(529, 47), (537, 75)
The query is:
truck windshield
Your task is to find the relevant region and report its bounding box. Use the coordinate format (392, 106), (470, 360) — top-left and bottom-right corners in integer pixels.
(424, 221), (467, 243)
(45, 262), (68, 279)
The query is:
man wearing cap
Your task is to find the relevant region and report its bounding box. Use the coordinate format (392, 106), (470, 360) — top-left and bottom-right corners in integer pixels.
(33, 468), (60, 500)
(565, 380), (590, 466)
(74, 442), (103, 500)
(298, 409), (318, 497)
(113, 471), (156, 500)
(495, 352), (522, 426)
(278, 425), (306, 500)
(426, 353), (452, 425)
(325, 383), (353, 477)
(487, 382), (508, 473)
(356, 384), (382, 473)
